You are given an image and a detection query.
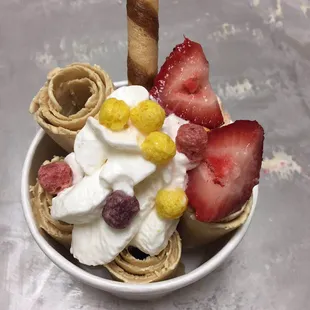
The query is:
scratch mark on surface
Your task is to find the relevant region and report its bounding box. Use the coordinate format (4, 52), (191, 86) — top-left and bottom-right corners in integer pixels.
(300, 1), (310, 16)
(207, 23), (242, 42)
(262, 151), (302, 180)
(251, 0), (260, 7)
(267, 0), (283, 28)
(216, 79), (254, 100)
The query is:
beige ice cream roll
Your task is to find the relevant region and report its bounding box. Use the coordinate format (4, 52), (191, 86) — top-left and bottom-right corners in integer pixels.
(178, 196), (253, 249)
(105, 231), (182, 283)
(29, 63), (114, 152)
(30, 156), (73, 247)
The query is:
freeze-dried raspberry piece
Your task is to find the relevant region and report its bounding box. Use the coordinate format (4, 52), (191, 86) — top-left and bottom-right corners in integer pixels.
(38, 161), (73, 195)
(102, 190), (140, 229)
(176, 123), (209, 161)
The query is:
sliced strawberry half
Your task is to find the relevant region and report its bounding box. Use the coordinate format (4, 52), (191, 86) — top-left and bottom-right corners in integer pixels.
(150, 37), (224, 129)
(186, 120), (264, 222)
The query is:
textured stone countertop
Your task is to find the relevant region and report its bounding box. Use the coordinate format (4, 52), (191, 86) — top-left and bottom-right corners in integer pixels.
(1, 0), (310, 309)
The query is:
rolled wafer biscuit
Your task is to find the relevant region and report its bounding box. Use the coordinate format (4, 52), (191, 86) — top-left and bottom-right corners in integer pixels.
(105, 231), (182, 283)
(178, 196), (253, 249)
(29, 156), (73, 247)
(29, 63), (114, 152)
(127, 0), (159, 90)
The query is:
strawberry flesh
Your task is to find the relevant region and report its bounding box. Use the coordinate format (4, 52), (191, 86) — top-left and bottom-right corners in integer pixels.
(186, 120), (264, 222)
(150, 37), (224, 129)
(207, 156), (240, 187)
(184, 77), (200, 94)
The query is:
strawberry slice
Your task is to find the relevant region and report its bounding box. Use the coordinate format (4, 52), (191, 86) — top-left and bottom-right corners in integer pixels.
(150, 37), (224, 129)
(186, 120), (264, 222)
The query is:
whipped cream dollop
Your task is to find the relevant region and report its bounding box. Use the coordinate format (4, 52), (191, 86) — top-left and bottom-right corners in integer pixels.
(108, 85), (149, 108)
(64, 153), (84, 185)
(131, 208), (178, 256)
(71, 171), (164, 265)
(52, 169), (110, 224)
(161, 115), (195, 189)
(51, 86), (194, 265)
(74, 119), (109, 176)
(131, 114), (195, 255)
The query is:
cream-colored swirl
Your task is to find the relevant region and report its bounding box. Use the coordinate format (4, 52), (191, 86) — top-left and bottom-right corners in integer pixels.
(29, 63), (114, 152)
(105, 231), (182, 283)
(179, 196), (253, 249)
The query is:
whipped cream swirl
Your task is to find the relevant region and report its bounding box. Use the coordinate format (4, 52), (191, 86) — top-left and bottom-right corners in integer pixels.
(51, 86), (193, 265)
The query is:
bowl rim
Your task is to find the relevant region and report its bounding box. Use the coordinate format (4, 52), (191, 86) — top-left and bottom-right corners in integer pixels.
(21, 80), (258, 295)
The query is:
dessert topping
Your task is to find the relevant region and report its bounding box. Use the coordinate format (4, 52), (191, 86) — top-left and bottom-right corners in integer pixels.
(38, 161), (73, 195)
(150, 37), (224, 129)
(99, 98), (130, 131)
(50, 86), (197, 265)
(186, 120), (264, 222)
(102, 190), (140, 229)
(176, 123), (209, 161)
(107, 85), (149, 108)
(155, 188), (188, 219)
(51, 169), (111, 225)
(130, 100), (165, 134)
(141, 131), (176, 165)
(64, 152), (84, 185)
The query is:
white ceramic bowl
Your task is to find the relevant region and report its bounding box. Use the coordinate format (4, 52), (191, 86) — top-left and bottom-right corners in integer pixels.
(21, 81), (258, 300)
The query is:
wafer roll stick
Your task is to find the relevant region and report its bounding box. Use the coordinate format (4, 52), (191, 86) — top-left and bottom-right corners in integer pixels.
(127, 0), (159, 90)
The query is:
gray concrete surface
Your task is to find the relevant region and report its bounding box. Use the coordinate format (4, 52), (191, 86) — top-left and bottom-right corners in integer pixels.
(1, 0), (310, 309)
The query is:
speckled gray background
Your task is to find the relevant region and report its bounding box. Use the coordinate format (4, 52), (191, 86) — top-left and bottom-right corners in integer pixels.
(1, 0), (310, 309)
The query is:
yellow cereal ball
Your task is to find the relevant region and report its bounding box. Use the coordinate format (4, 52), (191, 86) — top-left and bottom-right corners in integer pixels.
(141, 132), (176, 165)
(156, 188), (188, 219)
(130, 100), (165, 134)
(99, 98), (130, 131)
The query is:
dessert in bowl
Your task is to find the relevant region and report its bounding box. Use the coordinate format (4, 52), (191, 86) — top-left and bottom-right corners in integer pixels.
(22, 125), (258, 300)
(21, 37), (263, 299)
(21, 0), (264, 300)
